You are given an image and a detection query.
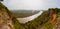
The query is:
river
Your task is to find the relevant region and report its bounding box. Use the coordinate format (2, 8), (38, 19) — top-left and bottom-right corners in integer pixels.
(17, 11), (43, 23)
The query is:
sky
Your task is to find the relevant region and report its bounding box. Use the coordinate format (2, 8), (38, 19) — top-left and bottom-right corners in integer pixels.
(1, 0), (60, 10)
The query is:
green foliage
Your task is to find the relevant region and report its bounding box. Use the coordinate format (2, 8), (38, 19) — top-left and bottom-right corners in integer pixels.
(0, 2), (12, 16)
(54, 8), (60, 14)
(12, 17), (25, 29)
(49, 8), (60, 14)
(12, 10), (50, 29)
(1, 2), (60, 29)
(0, 2), (5, 8)
(11, 8), (60, 29)
(5, 7), (12, 16)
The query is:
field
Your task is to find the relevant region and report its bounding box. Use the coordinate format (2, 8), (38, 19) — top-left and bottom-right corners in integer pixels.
(10, 10), (40, 18)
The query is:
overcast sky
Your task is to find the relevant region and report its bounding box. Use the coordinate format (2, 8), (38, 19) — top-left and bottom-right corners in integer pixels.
(1, 0), (60, 10)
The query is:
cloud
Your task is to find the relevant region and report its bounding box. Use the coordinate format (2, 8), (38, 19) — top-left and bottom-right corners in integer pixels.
(2, 0), (60, 10)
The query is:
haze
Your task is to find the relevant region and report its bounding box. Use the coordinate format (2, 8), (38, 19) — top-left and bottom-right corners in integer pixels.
(1, 0), (60, 10)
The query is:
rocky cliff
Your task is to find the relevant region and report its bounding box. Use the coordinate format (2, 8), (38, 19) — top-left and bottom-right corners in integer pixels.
(0, 2), (14, 29)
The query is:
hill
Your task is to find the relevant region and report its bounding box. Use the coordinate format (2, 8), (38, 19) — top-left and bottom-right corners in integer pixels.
(0, 2), (14, 29)
(0, 2), (60, 29)
(12, 8), (60, 29)
(10, 10), (40, 18)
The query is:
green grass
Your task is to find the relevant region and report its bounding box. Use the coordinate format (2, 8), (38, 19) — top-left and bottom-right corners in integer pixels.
(12, 17), (25, 29)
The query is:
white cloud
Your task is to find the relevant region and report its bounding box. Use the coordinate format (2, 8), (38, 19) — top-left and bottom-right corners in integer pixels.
(2, 0), (60, 10)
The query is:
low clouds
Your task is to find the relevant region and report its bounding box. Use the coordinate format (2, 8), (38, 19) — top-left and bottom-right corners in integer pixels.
(2, 0), (60, 10)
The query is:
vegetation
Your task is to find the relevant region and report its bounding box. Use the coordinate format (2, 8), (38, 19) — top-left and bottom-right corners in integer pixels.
(12, 12), (35, 18)
(12, 8), (60, 29)
(48, 8), (60, 14)
(0, 2), (12, 16)
(12, 17), (25, 29)
(24, 10), (50, 29)
(1, 2), (60, 29)
(11, 10), (40, 18)
(12, 10), (50, 29)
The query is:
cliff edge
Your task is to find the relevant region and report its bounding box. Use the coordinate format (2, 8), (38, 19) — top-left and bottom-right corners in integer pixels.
(0, 2), (14, 29)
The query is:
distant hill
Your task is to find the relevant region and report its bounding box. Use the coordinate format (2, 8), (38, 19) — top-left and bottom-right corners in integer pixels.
(10, 10), (40, 18)
(0, 2), (60, 29)
(12, 8), (60, 29)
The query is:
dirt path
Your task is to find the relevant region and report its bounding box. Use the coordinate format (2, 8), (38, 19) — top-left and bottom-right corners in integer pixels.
(53, 15), (60, 29)
(49, 12), (56, 24)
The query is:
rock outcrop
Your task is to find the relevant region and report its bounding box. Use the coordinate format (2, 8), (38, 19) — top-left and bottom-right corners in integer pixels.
(0, 2), (14, 29)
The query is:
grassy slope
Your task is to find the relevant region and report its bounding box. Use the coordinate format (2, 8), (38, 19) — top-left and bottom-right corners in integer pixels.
(12, 10), (51, 29)
(0, 2), (50, 29)
(1, 2), (60, 29)
(0, 2), (12, 16)
(12, 8), (60, 29)
(25, 10), (50, 29)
